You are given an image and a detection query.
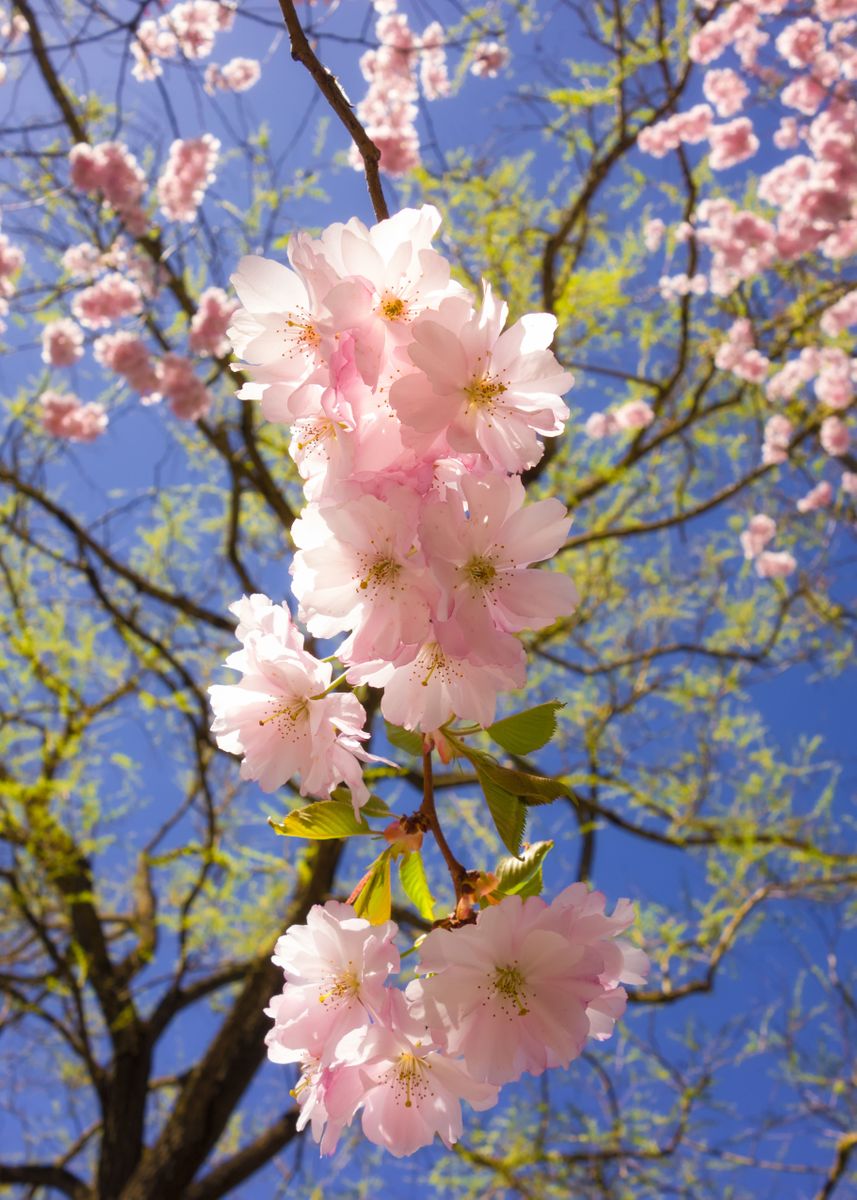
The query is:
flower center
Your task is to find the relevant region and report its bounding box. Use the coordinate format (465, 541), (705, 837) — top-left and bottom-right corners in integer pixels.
(318, 965), (360, 1008)
(493, 963), (530, 1016)
(282, 315), (321, 354)
(378, 292), (409, 321)
(294, 417), (336, 454)
(464, 374), (507, 410)
(392, 1051), (432, 1108)
(464, 555), (496, 589)
(359, 555), (401, 592)
(258, 697), (309, 731)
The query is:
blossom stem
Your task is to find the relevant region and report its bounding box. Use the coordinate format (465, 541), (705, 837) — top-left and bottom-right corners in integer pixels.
(419, 746), (467, 900)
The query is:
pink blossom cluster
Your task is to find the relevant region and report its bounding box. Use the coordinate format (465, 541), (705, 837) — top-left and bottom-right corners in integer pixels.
(584, 399), (655, 439)
(714, 318), (769, 383)
(61, 237), (159, 296)
(71, 273), (144, 330)
(92, 333), (212, 419)
(264, 892), (647, 1157)
(188, 286), (238, 356)
(209, 594), (380, 802)
(0, 228), (23, 330)
(41, 318), (84, 367)
(203, 56), (261, 94)
(212, 205), (576, 798)
(132, 0), (236, 82)
(156, 135), (220, 223)
(738, 512), (796, 578)
(69, 142), (147, 235)
(348, 3), (511, 175)
(40, 391), (107, 443)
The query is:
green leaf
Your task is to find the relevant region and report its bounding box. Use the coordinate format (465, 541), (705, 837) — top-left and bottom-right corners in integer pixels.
(385, 722), (424, 757)
(268, 800), (376, 840)
(494, 840), (554, 896)
(476, 764), (527, 856)
(487, 702), (564, 755)
(399, 851), (436, 921)
(330, 788), (392, 819)
(354, 849), (393, 924)
(465, 749), (567, 805)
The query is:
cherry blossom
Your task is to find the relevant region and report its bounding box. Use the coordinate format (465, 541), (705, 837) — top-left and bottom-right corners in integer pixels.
(756, 550), (797, 578)
(740, 513), (777, 559)
(204, 57), (261, 94)
(159, 354), (212, 421)
(208, 594), (378, 807)
(94, 332), (161, 400)
(419, 473), (578, 661)
(157, 135), (220, 223)
(324, 992), (499, 1157)
(391, 284), (571, 472)
(470, 41), (510, 78)
(41, 391), (108, 443)
(41, 318), (84, 367)
(797, 479), (833, 512)
(71, 273), (143, 329)
(68, 142), (147, 234)
(265, 901), (399, 1057)
(820, 415), (850, 456)
(189, 286), (238, 356)
(409, 889), (645, 1085)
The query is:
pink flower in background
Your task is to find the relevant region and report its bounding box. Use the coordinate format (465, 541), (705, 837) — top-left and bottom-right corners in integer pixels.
(740, 513), (777, 559)
(41, 318), (84, 367)
(814, 349), (854, 409)
(584, 411), (619, 439)
(94, 332), (161, 399)
(703, 67), (748, 116)
(391, 284), (571, 472)
(0, 231), (23, 302)
(821, 290), (857, 336)
(265, 901), (399, 1058)
(159, 354), (211, 420)
(40, 391), (107, 442)
(157, 135), (220, 222)
(842, 471), (857, 495)
(820, 415), (850, 456)
(419, 23), (449, 99)
(797, 480), (833, 512)
(613, 398), (655, 430)
(204, 56), (261, 93)
(756, 550), (797, 578)
(69, 141), (147, 233)
(762, 414), (794, 465)
(470, 40), (510, 78)
(643, 218), (665, 252)
(715, 318), (769, 382)
(189, 286), (238, 356)
(71, 273), (143, 329)
(209, 595), (378, 806)
(61, 243), (101, 280)
(708, 117), (759, 169)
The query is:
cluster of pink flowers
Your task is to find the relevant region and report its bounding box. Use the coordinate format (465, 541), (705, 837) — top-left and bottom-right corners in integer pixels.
(214, 204), (576, 790)
(0, 227), (23, 332)
(69, 142), (147, 235)
(188, 286), (238, 356)
(349, 1), (510, 175)
(93, 333), (212, 419)
(264, 892), (647, 1157)
(40, 391), (107, 443)
(584, 398), (654, 439)
(71, 273), (143, 330)
(203, 56), (261, 94)
(41, 318), (84, 367)
(132, 0), (236, 82)
(157, 135), (220, 223)
(739, 513), (796, 578)
(715, 318), (769, 383)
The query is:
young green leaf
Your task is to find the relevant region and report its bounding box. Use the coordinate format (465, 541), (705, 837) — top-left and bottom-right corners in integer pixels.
(268, 799), (376, 840)
(399, 850), (436, 921)
(487, 701), (564, 755)
(494, 840), (554, 896)
(475, 763), (527, 856)
(384, 721), (424, 757)
(476, 755), (568, 804)
(353, 848), (393, 924)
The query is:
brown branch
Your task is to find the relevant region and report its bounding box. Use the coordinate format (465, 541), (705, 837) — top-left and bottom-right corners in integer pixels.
(813, 1132), (857, 1200)
(182, 1111), (299, 1200)
(277, 0), (389, 222)
(418, 747), (467, 900)
(0, 1161), (91, 1199)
